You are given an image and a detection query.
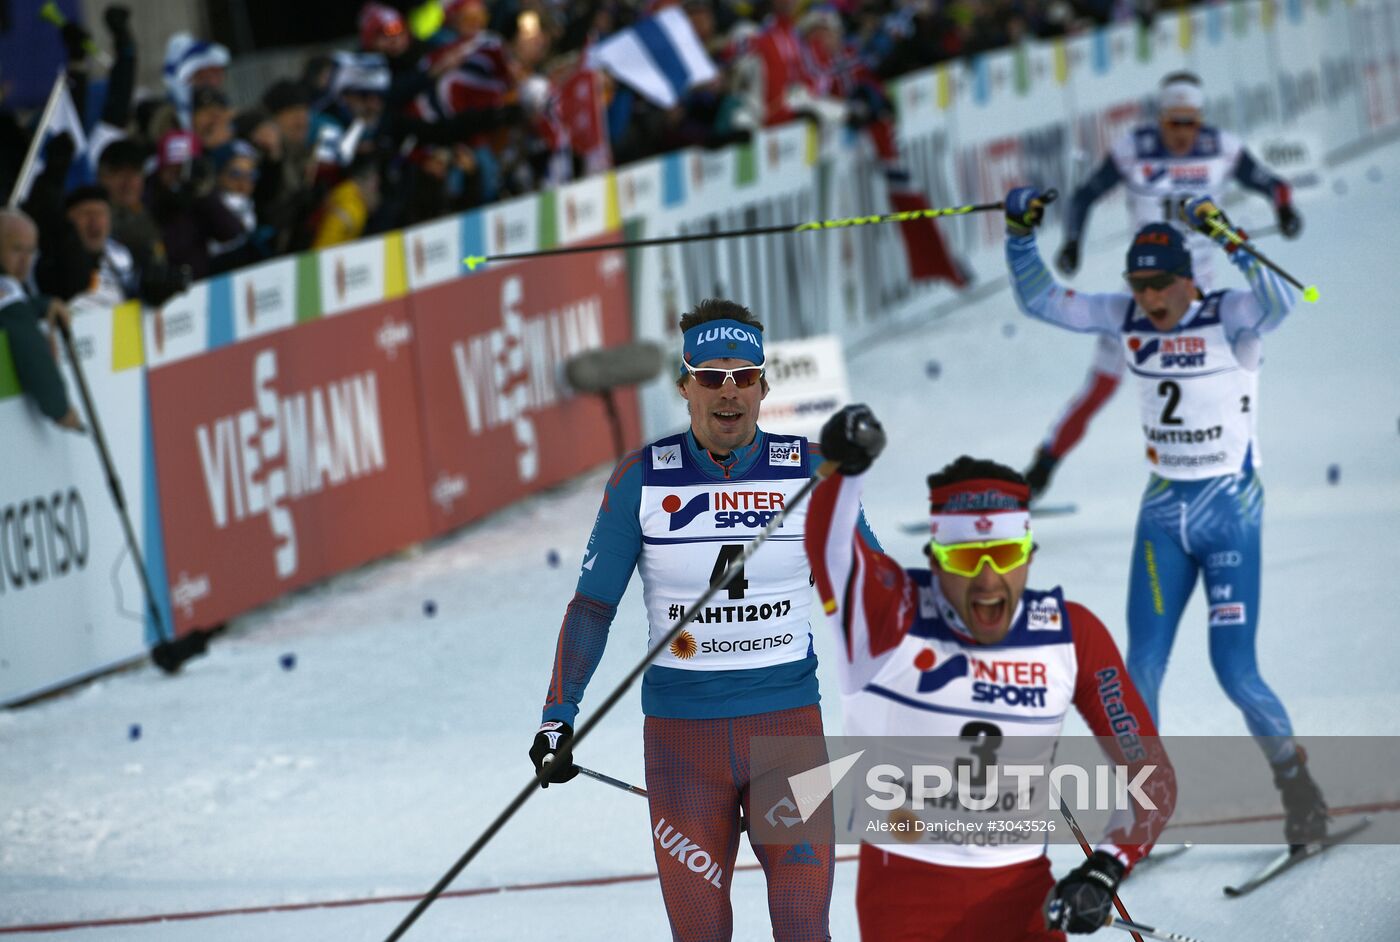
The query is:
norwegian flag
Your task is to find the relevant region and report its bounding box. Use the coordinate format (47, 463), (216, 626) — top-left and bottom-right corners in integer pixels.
(558, 69), (610, 174)
(528, 65), (611, 185)
(427, 33), (515, 118)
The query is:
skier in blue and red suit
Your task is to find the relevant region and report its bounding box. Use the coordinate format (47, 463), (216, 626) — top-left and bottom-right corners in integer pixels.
(530, 298), (880, 941)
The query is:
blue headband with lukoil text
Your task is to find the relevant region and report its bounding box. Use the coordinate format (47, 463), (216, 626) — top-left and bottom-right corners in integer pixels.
(679, 318), (765, 379)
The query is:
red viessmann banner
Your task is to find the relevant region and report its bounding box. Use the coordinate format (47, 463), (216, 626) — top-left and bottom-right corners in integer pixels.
(409, 242), (640, 533)
(147, 299), (433, 633)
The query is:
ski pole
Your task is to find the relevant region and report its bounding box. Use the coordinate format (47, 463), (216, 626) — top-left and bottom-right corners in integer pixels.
(1055, 794), (1146, 942)
(462, 193), (1056, 271)
(56, 321), (194, 672)
(382, 460), (840, 941)
(1199, 215), (1319, 303)
(574, 764), (647, 797)
(1107, 915), (1203, 942)
(569, 764), (751, 833)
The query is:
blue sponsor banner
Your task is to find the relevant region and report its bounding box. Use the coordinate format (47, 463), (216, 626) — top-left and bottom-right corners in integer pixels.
(1092, 29), (1111, 74)
(141, 386), (176, 644)
(662, 152), (687, 207)
(971, 56), (991, 105)
(460, 208), (486, 274)
(206, 276), (234, 350)
(1208, 5), (1225, 44)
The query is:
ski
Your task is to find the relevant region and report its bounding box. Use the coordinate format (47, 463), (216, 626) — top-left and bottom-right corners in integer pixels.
(1030, 502), (1079, 518)
(1222, 816), (1372, 898)
(1133, 842), (1193, 872)
(899, 503), (1079, 534)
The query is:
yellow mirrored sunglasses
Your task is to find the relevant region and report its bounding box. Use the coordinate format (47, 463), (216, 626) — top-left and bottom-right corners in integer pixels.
(928, 532), (1034, 577)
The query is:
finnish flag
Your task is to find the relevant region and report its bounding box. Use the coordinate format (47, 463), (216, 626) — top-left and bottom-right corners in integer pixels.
(589, 8), (718, 109)
(8, 75), (88, 206)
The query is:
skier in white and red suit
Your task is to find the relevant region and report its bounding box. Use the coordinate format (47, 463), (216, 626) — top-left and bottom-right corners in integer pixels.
(795, 5), (968, 287)
(806, 404), (1176, 941)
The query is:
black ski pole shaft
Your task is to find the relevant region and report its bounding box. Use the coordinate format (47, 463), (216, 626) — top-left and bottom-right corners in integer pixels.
(382, 460), (837, 942)
(1107, 915), (1203, 942)
(1055, 794), (1145, 942)
(461, 196), (1044, 271)
(570, 764), (750, 832)
(58, 322), (172, 652)
(1199, 216), (1319, 302)
(575, 764), (647, 797)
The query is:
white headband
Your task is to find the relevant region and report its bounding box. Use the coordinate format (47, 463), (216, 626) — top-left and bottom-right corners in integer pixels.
(1160, 81), (1204, 113)
(929, 511), (1031, 545)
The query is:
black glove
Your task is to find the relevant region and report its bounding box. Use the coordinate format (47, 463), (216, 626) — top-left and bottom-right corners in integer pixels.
(1005, 186), (1050, 235)
(820, 404), (886, 476)
(60, 21), (91, 63)
(1045, 850), (1126, 934)
(1181, 195), (1234, 240)
(529, 720), (579, 789)
(1055, 239), (1080, 276)
(104, 5), (132, 39)
(138, 260), (193, 308)
(1276, 202), (1302, 239)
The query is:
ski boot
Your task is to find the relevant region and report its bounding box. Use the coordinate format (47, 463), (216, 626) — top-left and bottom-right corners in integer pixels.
(1273, 749), (1328, 851)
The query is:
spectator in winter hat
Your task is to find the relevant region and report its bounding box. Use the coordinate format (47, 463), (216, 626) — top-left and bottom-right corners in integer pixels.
(60, 186), (139, 306)
(190, 85), (234, 151)
(150, 131), (245, 280)
(155, 129), (201, 180)
(31, 184), (126, 304)
(440, 0), (490, 44)
(257, 81), (318, 250)
(162, 32), (231, 127)
(360, 2), (411, 56)
(97, 139), (161, 267)
(329, 51), (392, 125)
(263, 80), (314, 155)
(208, 141), (262, 272)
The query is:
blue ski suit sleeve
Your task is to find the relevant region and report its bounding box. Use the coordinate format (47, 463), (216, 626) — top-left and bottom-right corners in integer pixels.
(540, 452), (644, 724)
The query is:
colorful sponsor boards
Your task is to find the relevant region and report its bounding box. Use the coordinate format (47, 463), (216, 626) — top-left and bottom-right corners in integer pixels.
(408, 238), (638, 532)
(404, 216), (463, 291)
(143, 280), (212, 368)
(319, 234), (405, 316)
(232, 256), (300, 342)
(146, 299), (432, 633)
(0, 300), (151, 704)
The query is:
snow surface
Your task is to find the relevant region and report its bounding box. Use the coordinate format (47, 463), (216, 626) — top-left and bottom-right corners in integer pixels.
(3, 141), (1399, 941)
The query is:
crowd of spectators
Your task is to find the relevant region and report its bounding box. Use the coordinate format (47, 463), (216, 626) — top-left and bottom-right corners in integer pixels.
(0, 0), (1162, 326)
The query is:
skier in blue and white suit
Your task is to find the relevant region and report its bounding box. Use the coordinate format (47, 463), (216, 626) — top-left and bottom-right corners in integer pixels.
(1023, 71), (1304, 502)
(528, 298), (877, 941)
(1002, 186), (1329, 848)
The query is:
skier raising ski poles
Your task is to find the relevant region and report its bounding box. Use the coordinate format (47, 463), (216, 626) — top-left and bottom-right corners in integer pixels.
(1001, 186), (1330, 856)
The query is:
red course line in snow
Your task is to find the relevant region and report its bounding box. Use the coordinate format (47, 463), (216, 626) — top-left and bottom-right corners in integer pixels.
(8, 799), (1399, 935)
(1162, 798), (1400, 831)
(0, 855), (862, 935)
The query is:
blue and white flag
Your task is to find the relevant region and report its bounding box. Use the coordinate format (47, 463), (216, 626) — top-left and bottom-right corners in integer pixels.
(588, 7), (718, 109)
(7, 73), (88, 207)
